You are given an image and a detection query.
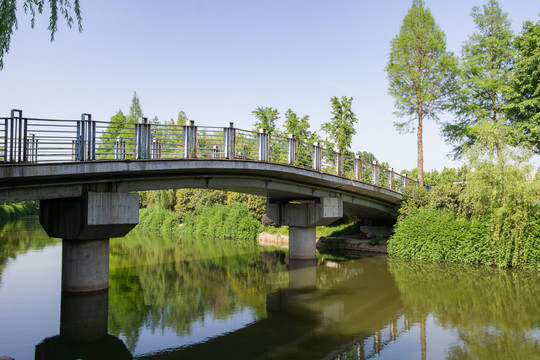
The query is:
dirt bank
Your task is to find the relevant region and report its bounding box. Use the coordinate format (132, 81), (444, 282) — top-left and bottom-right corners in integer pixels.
(258, 226), (390, 256)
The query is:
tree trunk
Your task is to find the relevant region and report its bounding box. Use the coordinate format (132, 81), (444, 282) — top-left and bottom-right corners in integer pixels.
(417, 109), (424, 186)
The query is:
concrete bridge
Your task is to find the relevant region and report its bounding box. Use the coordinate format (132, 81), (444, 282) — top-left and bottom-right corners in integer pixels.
(0, 110), (413, 294)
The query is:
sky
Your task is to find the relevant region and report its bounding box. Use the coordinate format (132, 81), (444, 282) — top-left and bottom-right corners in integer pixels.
(1, 0), (539, 172)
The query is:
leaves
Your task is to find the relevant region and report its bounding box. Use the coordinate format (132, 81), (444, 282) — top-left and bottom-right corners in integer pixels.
(386, 0), (458, 185)
(320, 96), (358, 153)
(505, 19), (540, 153)
(443, 0), (514, 157)
(0, 0), (83, 69)
(386, 0), (458, 126)
(252, 106), (280, 135)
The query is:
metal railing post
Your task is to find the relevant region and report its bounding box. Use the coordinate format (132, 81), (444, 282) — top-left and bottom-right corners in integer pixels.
(372, 161), (380, 186)
(312, 142), (322, 171)
(335, 150), (344, 176)
(3, 117), (7, 162)
(135, 117), (152, 159)
(183, 119), (197, 158)
(82, 113), (95, 160)
(223, 122), (235, 159)
(76, 114), (86, 161)
(134, 122), (141, 159)
(211, 145), (219, 159)
(115, 136), (127, 160)
(145, 118), (151, 159)
(389, 168), (393, 190)
(258, 128), (268, 161)
(8, 109), (25, 163)
(151, 138), (161, 159)
(287, 134), (297, 165)
(354, 155), (362, 181)
(27, 133), (37, 163)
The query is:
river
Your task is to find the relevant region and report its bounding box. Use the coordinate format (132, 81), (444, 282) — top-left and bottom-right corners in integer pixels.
(0, 217), (539, 359)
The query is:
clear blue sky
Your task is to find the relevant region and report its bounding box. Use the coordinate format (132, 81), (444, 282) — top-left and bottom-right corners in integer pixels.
(1, 0), (539, 172)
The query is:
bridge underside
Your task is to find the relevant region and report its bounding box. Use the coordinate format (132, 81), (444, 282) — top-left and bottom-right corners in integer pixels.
(0, 159), (400, 221)
(1, 159), (403, 293)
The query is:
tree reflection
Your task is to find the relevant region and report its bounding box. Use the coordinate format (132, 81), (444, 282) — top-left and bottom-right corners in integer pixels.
(108, 229), (289, 351)
(388, 258), (540, 359)
(0, 217), (59, 283)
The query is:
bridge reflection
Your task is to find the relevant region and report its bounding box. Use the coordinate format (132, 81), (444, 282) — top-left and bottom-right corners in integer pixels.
(136, 256), (407, 360)
(32, 254), (423, 360)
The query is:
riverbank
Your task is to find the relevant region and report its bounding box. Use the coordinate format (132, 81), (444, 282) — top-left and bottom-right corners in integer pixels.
(258, 225), (391, 256)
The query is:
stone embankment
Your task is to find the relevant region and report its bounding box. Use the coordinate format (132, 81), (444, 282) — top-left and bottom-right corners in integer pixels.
(258, 225), (392, 256)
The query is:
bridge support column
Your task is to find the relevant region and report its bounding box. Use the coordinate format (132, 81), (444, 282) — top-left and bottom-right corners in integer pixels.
(289, 227), (316, 260)
(266, 197), (343, 260)
(40, 192), (139, 292)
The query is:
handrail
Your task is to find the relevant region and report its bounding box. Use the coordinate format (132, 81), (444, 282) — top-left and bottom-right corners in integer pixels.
(0, 111), (414, 193)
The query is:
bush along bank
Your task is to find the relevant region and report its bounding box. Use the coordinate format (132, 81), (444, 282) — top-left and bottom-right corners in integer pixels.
(138, 207), (181, 233)
(181, 204), (262, 242)
(0, 201), (39, 222)
(388, 177), (540, 270)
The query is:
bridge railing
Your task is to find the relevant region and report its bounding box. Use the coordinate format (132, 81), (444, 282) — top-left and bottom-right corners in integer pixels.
(1, 111), (414, 193)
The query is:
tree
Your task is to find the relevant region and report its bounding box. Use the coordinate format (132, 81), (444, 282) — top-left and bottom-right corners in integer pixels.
(176, 110), (188, 126)
(126, 91), (144, 123)
(0, 0), (82, 69)
(386, 0), (458, 185)
(283, 109), (311, 142)
(97, 92), (144, 158)
(506, 18), (540, 154)
(356, 151), (377, 163)
(321, 96), (358, 153)
(443, 0), (514, 160)
(251, 107), (279, 134)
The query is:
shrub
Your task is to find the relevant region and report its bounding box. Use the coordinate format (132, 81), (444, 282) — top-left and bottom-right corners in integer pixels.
(181, 204), (262, 242)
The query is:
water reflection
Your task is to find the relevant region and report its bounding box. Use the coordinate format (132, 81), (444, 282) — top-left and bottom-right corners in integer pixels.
(0, 217), (59, 283)
(1, 219), (539, 359)
(35, 290), (132, 360)
(387, 258), (540, 360)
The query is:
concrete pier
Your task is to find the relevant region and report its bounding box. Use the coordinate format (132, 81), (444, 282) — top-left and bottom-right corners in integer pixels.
(40, 192), (139, 292)
(289, 227), (317, 260)
(61, 239), (110, 292)
(266, 197), (343, 260)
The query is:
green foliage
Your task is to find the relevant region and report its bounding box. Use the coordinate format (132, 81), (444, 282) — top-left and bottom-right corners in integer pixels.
(252, 106), (280, 134)
(181, 204), (262, 242)
(108, 228), (289, 350)
(138, 207), (180, 233)
(0, 201), (39, 221)
(174, 189), (228, 219)
(226, 192), (266, 220)
(356, 150), (377, 163)
(283, 109), (311, 142)
(97, 92), (144, 158)
(506, 18), (540, 153)
(0, 0), (82, 69)
(388, 258), (540, 359)
(389, 208), (491, 264)
(321, 96), (358, 153)
(444, 0), (514, 158)
(392, 164), (540, 268)
(316, 216), (360, 238)
(140, 189), (177, 211)
(386, 0), (458, 184)
(402, 166), (469, 186)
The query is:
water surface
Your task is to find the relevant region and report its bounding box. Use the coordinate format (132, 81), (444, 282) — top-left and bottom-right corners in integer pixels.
(0, 217), (539, 359)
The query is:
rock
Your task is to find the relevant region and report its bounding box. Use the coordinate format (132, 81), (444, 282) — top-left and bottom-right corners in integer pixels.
(359, 226), (392, 239)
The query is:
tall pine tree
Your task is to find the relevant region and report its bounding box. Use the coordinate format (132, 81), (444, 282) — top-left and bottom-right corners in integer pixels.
(443, 0), (514, 160)
(386, 0), (458, 185)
